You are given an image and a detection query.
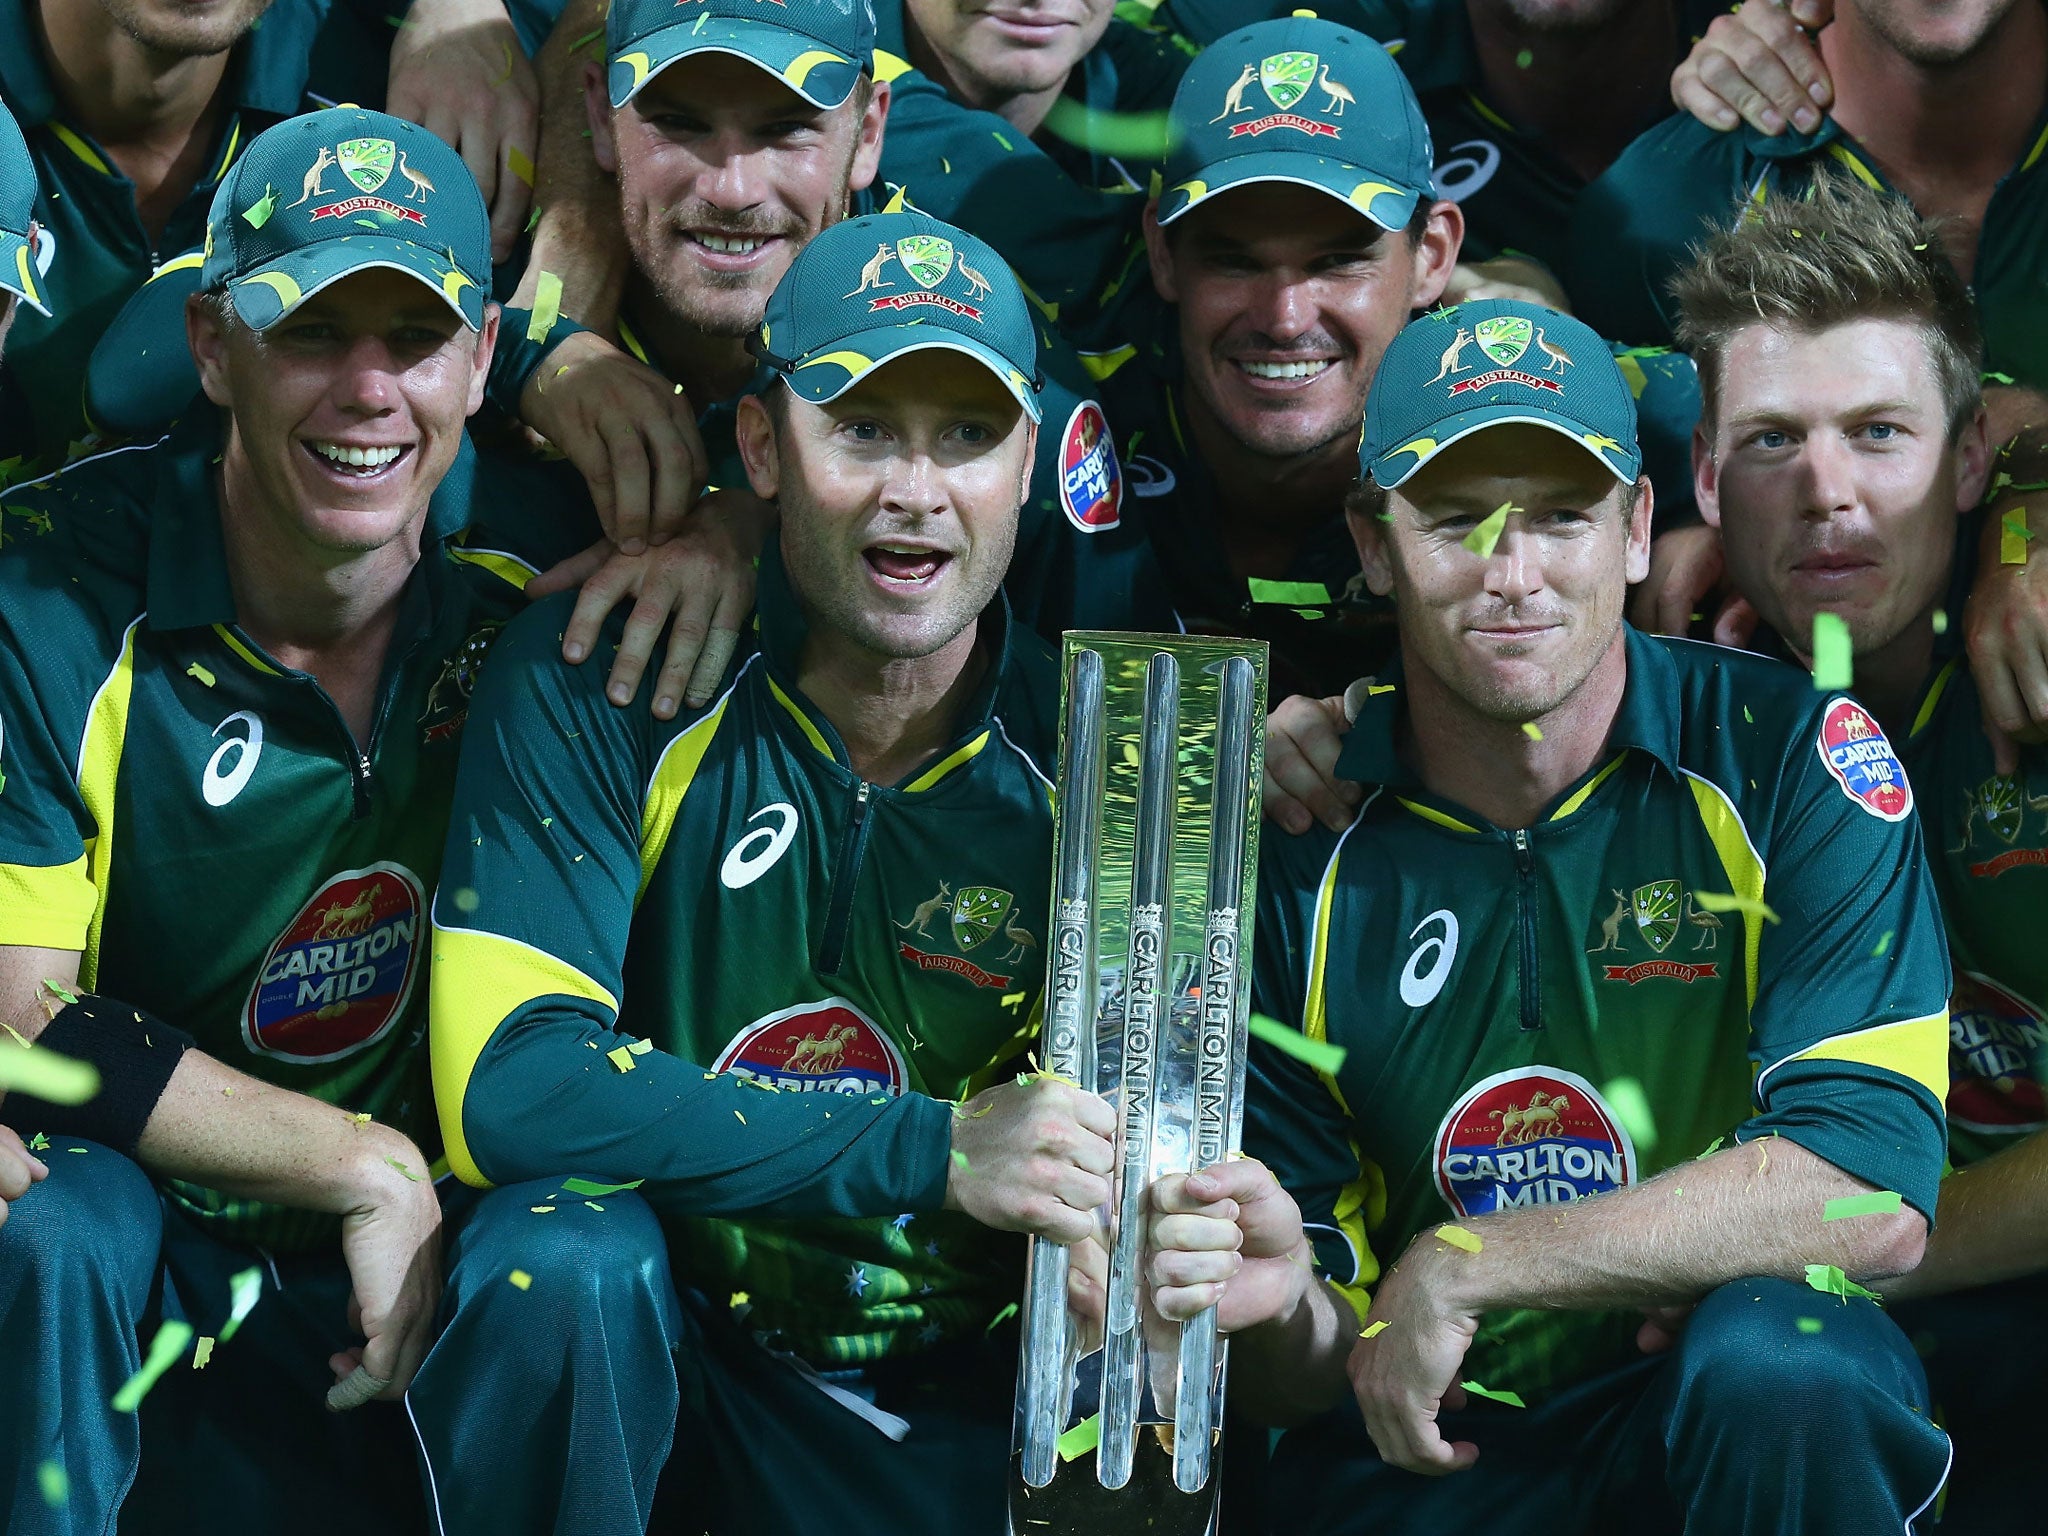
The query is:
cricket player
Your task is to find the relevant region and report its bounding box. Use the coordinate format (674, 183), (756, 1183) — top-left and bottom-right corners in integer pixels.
(0, 108), (598, 1536)
(1147, 299), (1953, 1534)
(1672, 176), (2048, 1530)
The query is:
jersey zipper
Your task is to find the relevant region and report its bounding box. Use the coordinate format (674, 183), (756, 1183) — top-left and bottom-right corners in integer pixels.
(818, 779), (874, 975)
(1513, 828), (1540, 1031)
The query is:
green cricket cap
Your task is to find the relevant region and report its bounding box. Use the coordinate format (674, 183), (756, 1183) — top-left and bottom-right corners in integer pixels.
(1362, 299), (1642, 488)
(754, 210), (1041, 421)
(201, 108), (490, 332)
(0, 101), (50, 317)
(1158, 15), (1434, 232)
(608, 0), (873, 111)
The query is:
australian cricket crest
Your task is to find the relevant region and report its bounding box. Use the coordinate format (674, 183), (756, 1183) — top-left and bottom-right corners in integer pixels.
(418, 620), (503, 744)
(1588, 878), (1720, 983)
(1259, 52), (1316, 110)
(1630, 879), (1680, 953)
(1473, 314), (1531, 368)
(337, 138), (395, 194)
(895, 879), (1033, 988)
(951, 885), (1014, 950)
(897, 234), (955, 289)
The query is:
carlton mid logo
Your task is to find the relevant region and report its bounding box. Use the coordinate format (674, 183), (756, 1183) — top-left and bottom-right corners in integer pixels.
(713, 1000), (910, 1095)
(1433, 1067), (1637, 1217)
(1060, 400), (1122, 532)
(1949, 971), (2048, 1133)
(1817, 698), (1913, 821)
(242, 863), (424, 1064)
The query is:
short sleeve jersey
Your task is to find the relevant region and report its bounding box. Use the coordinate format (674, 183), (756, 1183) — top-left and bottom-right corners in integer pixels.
(429, 551), (1064, 1366)
(0, 407), (597, 1248)
(1247, 627), (1951, 1400)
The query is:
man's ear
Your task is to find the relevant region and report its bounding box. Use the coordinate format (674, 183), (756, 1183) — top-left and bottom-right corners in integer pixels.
(1408, 200), (1464, 311)
(736, 391), (782, 501)
(467, 304), (500, 417)
(1016, 416), (1038, 509)
(187, 293), (233, 408)
(586, 62), (619, 177)
(1624, 474), (1655, 586)
(1954, 402), (1994, 513)
(1142, 202), (1177, 305)
(1692, 423), (1722, 529)
(849, 78), (890, 194)
(1347, 486), (1397, 598)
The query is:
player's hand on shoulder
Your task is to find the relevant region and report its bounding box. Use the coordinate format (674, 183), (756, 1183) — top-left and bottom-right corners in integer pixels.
(0, 1123), (50, 1230)
(1442, 258), (1571, 314)
(387, 0), (539, 264)
(945, 1075), (1116, 1246)
(1629, 523), (1759, 647)
(519, 329), (711, 555)
(528, 488), (769, 719)
(1146, 1158), (1312, 1336)
(329, 1126), (443, 1409)
(1965, 428), (2048, 775)
(1265, 691), (1360, 834)
(1672, 0), (1833, 136)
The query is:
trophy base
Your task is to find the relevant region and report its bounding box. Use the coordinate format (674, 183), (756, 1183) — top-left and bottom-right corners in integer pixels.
(1005, 1432), (1219, 1536)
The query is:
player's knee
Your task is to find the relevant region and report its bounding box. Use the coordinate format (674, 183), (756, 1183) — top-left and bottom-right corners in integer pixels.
(0, 1139), (160, 1313)
(449, 1183), (676, 1343)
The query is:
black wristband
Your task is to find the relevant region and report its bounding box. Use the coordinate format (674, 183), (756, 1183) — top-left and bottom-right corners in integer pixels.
(7, 998), (195, 1157)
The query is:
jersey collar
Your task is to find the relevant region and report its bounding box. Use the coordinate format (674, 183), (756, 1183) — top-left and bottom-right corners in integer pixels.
(145, 402), (483, 631)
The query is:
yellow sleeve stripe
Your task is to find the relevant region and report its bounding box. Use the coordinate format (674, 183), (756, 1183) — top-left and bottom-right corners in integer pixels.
(76, 620), (140, 988)
(1325, 1156), (1387, 1327)
(1764, 1010), (1951, 1105)
(428, 921), (619, 1187)
(902, 730), (989, 792)
(450, 546), (538, 591)
(0, 857), (95, 949)
(1682, 769), (1766, 1013)
(767, 675), (834, 760)
(639, 685), (737, 900)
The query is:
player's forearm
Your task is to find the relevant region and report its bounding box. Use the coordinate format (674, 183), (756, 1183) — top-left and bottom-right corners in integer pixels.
(1878, 1132), (2048, 1301)
(1427, 1137), (1926, 1316)
(512, 0), (629, 324)
(457, 1012), (957, 1217)
(1227, 1274), (1358, 1427)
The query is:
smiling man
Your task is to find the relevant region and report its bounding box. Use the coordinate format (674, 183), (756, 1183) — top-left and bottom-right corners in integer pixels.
(1142, 298), (1954, 1535)
(409, 210), (1116, 1536)
(0, 108), (599, 1536)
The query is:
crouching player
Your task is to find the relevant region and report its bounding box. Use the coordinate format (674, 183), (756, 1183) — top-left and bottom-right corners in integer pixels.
(410, 211), (1116, 1536)
(1146, 301), (1955, 1533)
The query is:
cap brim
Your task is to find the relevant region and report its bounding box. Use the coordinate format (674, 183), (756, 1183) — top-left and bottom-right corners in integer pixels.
(87, 252), (206, 440)
(0, 229), (52, 317)
(1367, 409), (1641, 489)
(610, 20), (860, 111)
(1157, 152), (1423, 231)
(229, 235), (485, 332)
(784, 331), (1041, 423)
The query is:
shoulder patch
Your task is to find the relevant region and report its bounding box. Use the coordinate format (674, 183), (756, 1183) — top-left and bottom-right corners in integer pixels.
(713, 1000), (909, 1096)
(1059, 400), (1122, 532)
(243, 863), (426, 1063)
(1816, 697), (1913, 822)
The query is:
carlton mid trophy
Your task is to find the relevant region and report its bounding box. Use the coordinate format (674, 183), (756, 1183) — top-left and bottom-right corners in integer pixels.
(1009, 633), (1267, 1534)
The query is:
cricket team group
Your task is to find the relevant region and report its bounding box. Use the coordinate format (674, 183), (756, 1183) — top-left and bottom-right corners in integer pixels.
(0, 0), (2045, 1532)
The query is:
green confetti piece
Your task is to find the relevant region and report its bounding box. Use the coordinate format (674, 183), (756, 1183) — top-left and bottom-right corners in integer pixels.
(509, 1269), (532, 1290)
(1985, 371), (2017, 385)
(1248, 1013), (1346, 1075)
(0, 1040), (99, 1104)
(570, 27), (603, 51)
(1462, 1379), (1525, 1407)
(1693, 890), (1780, 925)
(241, 186), (278, 229)
(951, 1150), (970, 1171)
(527, 271), (563, 344)
(986, 1301), (1019, 1332)
(1742, 705), (1753, 723)
(1822, 1190), (1903, 1222)
(25, 1131), (49, 1152)
(1932, 609), (1948, 636)
(452, 886), (481, 914)
(1804, 1263), (1882, 1304)
(1057, 1413), (1101, 1462)
(111, 1321), (194, 1412)
(37, 1461), (66, 1507)
(1796, 1316), (1824, 1334)
(385, 1155), (421, 1182)
(559, 1177), (646, 1197)
(41, 978), (79, 1005)
(1601, 1076), (1659, 1155)
(1462, 502), (1514, 558)
(1246, 578), (1332, 606)
(1871, 930), (1893, 958)
(220, 1266), (263, 1340)
(1810, 611), (1853, 690)
(992, 131), (1014, 151)
(1695, 1136), (1725, 1159)
(1435, 1223), (1483, 1253)
(186, 662), (216, 687)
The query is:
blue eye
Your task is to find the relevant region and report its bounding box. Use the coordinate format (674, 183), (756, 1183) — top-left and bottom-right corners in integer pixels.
(1865, 423), (1898, 440)
(1755, 430), (1789, 450)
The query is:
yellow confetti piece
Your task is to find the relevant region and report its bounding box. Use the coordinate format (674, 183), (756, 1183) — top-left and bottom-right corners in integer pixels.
(1521, 721), (1542, 741)
(530, 1205), (555, 1213)
(1057, 1413), (1101, 1462)
(735, 1110), (746, 1124)
(508, 145), (535, 187)
(2002, 507), (2032, 564)
(1822, 1190), (1902, 1221)
(626, 1038), (654, 1055)
(1248, 1012), (1346, 1074)
(192, 1336), (216, 1370)
(37, 1461), (66, 1507)
(528, 271), (563, 344)
(187, 662), (216, 686)
(1601, 1076), (1659, 1155)
(385, 1155), (420, 1182)
(584, 1200), (604, 1211)
(1360, 1319), (1390, 1339)
(608, 1045), (636, 1072)
(1461, 1380), (1526, 1408)
(1811, 611), (1853, 690)
(1435, 1224), (1483, 1253)
(0, 1038), (99, 1103)
(1462, 502), (1515, 558)
(1616, 353), (1649, 400)
(112, 1320), (194, 1412)
(1693, 890), (1780, 925)
(730, 1291), (749, 1308)
(509, 1269), (533, 1290)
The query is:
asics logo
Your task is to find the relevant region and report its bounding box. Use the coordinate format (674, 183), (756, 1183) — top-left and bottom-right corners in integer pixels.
(1399, 909), (1459, 1007)
(203, 711), (264, 807)
(721, 803), (799, 889)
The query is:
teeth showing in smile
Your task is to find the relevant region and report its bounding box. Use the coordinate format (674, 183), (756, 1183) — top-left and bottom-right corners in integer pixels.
(313, 442), (402, 469)
(697, 234), (765, 255)
(1239, 359), (1332, 381)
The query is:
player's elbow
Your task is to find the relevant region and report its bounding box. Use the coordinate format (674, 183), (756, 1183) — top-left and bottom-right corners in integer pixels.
(1851, 1209), (1929, 1280)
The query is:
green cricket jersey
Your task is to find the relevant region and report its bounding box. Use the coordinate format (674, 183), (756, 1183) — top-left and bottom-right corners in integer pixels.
(0, 406), (596, 1248)
(1570, 110), (2048, 381)
(430, 551), (1062, 1365)
(1247, 627), (1951, 1401)
(1129, 0), (1725, 276)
